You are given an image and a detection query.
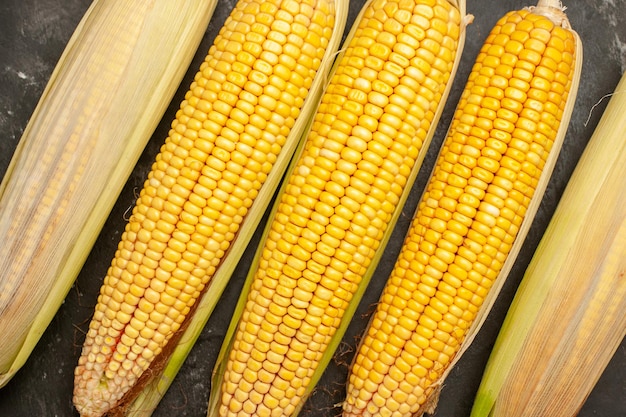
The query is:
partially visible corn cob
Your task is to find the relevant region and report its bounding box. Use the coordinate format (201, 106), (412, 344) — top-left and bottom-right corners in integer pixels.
(0, 0), (218, 387)
(209, 0), (469, 415)
(470, 72), (626, 417)
(72, 1), (345, 416)
(342, 1), (582, 416)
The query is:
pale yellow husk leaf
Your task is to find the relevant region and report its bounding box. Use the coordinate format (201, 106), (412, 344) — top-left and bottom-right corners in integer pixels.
(471, 72), (626, 417)
(0, 0), (218, 386)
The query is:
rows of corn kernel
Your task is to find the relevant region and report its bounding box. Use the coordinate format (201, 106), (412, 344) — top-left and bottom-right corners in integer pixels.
(216, 0), (462, 416)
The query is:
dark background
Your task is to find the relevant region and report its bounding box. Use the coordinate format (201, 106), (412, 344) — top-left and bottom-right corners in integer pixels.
(0, 0), (624, 416)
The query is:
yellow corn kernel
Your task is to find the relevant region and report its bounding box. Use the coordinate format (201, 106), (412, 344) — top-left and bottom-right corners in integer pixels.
(343, 3), (578, 417)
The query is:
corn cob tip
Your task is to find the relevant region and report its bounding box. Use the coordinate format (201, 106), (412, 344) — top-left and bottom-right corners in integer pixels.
(73, 365), (117, 417)
(530, 0), (571, 28)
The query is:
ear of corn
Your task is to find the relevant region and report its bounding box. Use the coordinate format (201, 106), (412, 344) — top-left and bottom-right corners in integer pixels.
(72, 1), (347, 416)
(470, 72), (626, 417)
(342, 1), (582, 416)
(0, 0), (218, 387)
(122, 1), (350, 416)
(208, 0), (470, 415)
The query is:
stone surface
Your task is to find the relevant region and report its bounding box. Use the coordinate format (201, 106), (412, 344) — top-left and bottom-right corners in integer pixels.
(0, 0), (624, 416)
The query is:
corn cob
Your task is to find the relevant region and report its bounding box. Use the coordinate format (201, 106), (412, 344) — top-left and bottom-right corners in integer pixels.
(342, 1), (582, 416)
(0, 0), (217, 387)
(72, 0), (344, 416)
(123, 1), (350, 415)
(470, 72), (626, 417)
(208, 0), (469, 415)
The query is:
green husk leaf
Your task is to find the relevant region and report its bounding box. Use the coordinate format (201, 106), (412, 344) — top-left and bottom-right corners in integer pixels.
(0, 0), (217, 387)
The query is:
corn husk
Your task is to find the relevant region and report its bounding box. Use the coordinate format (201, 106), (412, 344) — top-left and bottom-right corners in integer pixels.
(0, 0), (218, 387)
(470, 72), (626, 417)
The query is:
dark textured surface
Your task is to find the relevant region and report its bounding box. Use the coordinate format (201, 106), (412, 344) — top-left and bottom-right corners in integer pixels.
(0, 0), (624, 416)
